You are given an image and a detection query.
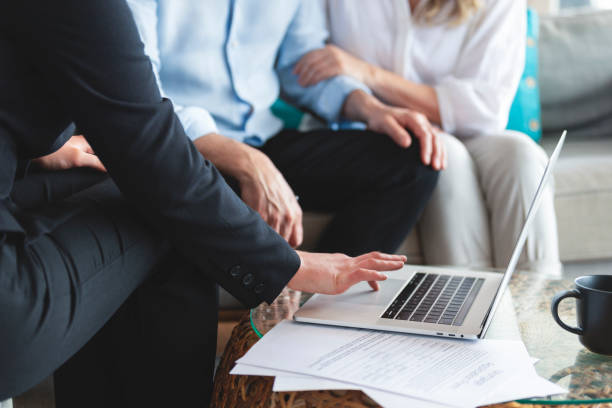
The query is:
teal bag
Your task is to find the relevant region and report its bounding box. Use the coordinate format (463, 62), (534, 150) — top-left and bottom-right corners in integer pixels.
(507, 8), (542, 142)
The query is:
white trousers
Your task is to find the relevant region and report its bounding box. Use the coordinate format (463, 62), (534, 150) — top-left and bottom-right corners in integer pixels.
(419, 131), (561, 274)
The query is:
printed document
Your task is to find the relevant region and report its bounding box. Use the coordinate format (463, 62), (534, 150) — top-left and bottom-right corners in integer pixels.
(237, 320), (539, 407)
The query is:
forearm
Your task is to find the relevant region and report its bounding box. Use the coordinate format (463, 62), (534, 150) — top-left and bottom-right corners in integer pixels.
(342, 89), (384, 122)
(365, 67), (441, 125)
(193, 133), (259, 183)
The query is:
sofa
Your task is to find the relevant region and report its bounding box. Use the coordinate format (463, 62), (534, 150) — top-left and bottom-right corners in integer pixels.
(219, 8), (612, 309)
(5, 8), (612, 408)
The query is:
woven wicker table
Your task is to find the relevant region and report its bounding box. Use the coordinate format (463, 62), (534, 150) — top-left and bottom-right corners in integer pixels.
(211, 269), (612, 408)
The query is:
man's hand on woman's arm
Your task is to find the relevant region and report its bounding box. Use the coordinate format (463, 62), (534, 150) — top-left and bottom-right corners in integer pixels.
(193, 133), (303, 248)
(290, 251), (407, 293)
(343, 90), (446, 170)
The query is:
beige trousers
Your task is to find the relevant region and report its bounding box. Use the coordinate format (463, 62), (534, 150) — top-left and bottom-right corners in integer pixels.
(419, 131), (561, 274)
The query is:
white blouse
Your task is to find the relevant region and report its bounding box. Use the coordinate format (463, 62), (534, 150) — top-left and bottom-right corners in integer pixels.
(324, 0), (526, 138)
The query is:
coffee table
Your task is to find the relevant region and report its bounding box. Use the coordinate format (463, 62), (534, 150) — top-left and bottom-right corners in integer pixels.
(211, 269), (612, 407)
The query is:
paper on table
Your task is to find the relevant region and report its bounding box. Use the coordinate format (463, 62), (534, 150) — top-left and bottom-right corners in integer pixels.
(270, 357), (540, 393)
(234, 362), (564, 408)
(237, 320), (536, 407)
(233, 363), (455, 408)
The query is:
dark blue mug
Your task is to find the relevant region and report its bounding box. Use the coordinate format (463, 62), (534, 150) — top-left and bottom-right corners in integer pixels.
(551, 275), (612, 355)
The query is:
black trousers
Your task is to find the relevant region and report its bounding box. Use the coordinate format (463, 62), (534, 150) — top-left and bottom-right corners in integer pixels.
(0, 169), (218, 407)
(1, 129), (436, 407)
(261, 129), (438, 255)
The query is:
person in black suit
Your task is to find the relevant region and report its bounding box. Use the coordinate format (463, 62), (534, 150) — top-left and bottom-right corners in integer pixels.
(0, 1), (433, 407)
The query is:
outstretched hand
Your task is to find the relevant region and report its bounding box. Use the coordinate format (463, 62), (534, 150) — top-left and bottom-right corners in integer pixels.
(288, 251), (406, 294)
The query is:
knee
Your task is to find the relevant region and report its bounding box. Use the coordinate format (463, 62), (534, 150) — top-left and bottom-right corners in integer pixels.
(394, 140), (440, 197)
(492, 131), (549, 173)
(434, 134), (479, 200)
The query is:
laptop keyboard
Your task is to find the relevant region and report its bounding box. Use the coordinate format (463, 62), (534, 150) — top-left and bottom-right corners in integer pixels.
(381, 272), (484, 326)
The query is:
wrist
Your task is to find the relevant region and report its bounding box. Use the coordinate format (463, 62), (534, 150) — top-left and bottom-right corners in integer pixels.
(362, 64), (378, 89)
(233, 143), (264, 184)
(287, 250), (306, 290)
(342, 90), (384, 123)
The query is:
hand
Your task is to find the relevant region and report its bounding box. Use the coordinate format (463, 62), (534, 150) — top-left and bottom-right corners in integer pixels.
(294, 44), (372, 87)
(33, 135), (106, 172)
(238, 149), (303, 248)
(193, 133), (303, 248)
(289, 251), (407, 294)
(343, 91), (446, 170)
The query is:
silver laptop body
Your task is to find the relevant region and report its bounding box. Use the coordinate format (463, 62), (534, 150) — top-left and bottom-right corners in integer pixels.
(295, 131), (567, 340)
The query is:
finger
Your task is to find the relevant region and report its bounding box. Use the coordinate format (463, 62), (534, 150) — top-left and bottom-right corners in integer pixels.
(300, 62), (337, 87)
(356, 252), (407, 262)
(269, 211), (282, 235)
(337, 268), (387, 294)
(430, 131), (441, 170)
(433, 132), (445, 170)
(383, 117), (412, 148)
(302, 65), (338, 87)
(279, 211), (293, 243)
(368, 281), (380, 291)
(295, 54), (327, 84)
(441, 140), (448, 169)
(358, 258), (405, 271)
(294, 49), (328, 76)
(76, 152), (107, 172)
(416, 125), (433, 166)
(289, 208), (304, 248)
(298, 67), (319, 87)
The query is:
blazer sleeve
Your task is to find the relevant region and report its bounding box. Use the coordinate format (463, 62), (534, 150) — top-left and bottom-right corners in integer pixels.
(3, 0), (300, 308)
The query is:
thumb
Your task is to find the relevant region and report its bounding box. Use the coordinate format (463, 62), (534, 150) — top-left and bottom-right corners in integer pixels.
(77, 152), (107, 172)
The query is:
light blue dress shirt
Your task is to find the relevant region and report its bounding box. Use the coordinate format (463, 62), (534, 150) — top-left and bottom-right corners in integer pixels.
(127, 0), (370, 145)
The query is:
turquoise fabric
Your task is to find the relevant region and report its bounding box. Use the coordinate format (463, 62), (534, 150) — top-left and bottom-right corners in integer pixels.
(270, 99), (304, 130)
(507, 9), (542, 142)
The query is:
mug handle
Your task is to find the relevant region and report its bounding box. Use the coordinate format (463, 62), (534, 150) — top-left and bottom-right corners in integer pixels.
(551, 289), (584, 335)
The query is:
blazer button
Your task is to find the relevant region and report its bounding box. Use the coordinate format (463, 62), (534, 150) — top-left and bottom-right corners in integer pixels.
(254, 283), (265, 294)
(242, 273), (254, 286)
(229, 265), (242, 278)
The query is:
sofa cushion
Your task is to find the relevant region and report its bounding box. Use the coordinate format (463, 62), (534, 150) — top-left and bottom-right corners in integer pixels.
(543, 137), (612, 261)
(539, 10), (612, 139)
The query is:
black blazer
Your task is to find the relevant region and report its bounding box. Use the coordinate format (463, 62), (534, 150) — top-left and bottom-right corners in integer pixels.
(0, 0), (299, 308)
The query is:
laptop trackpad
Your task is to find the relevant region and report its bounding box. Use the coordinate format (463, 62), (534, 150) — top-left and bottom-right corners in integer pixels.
(334, 279), (406, 306)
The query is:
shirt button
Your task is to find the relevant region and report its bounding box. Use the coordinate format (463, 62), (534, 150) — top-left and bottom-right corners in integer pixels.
(242, 273), (254, 286)
(254, 283), (265, 294)
(229, 265), (242, 278)
(527, 37), (535, 48)
(526, 77), (536, 89)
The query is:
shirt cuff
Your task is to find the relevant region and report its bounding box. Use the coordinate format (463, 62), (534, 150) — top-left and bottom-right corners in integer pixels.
(175, 106), (219, 141)
(434, 82), (458, 136)
(316, 75), (371, 123)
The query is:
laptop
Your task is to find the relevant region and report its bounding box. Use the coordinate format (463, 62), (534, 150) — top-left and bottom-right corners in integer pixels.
(295, 131), (567, 340)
